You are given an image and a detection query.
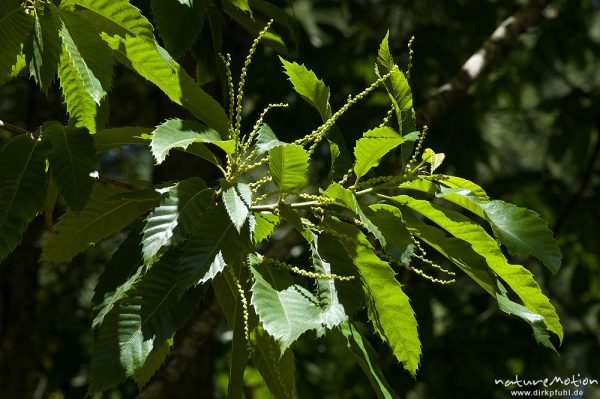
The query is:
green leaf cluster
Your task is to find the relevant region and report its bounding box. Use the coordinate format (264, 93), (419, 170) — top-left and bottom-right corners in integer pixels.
(0, 5), (564, 397)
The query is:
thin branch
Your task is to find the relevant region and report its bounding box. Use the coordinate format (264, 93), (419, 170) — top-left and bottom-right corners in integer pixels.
(0, 120), (32, 136)
(1, 120), (146, 191)
(250, 199), (321, 212)
(417, 0), (550, 127)
(95, 173), (143, 191)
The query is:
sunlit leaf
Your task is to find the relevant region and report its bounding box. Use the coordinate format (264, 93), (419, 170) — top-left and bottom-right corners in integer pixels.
(387, 195), (563, 343)
(64, 0), (229, 134)
(432, 174), (489, 202)
(141, 178), (212, 264)
(253, 212), (279, 244)
(52, 5), (113, 103)
(280, 57), (331, 121)
(310, 233), (348, 329)
(151, 118), (234, 164)
(249, 254), (323, 352)
(223, 183), (252, 232)
(268, 144), (309, 191)
(89, 250), (201, 392)
(325, 218), (421, 376)
(256, 124), (285, 155)
(353, 126), (404, 180)
(178, 205), (250, 288)
(368, 204), (415, 266)
(376, 31), (414, 137)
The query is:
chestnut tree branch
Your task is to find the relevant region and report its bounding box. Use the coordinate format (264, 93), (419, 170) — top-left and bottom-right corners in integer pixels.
(417, 0), (550, 127)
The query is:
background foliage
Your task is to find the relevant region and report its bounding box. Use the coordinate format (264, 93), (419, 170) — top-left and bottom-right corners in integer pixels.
(1, 0), (599, 398)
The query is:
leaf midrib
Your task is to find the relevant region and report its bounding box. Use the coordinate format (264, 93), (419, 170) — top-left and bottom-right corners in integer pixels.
(58, 125), (80, 199)
(0, 140), (39, 229)
(56, 10), (104, 102)
(108, 222), (234, 378)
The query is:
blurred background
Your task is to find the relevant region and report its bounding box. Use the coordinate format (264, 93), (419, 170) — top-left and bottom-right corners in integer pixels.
(1, 0), (599, 398)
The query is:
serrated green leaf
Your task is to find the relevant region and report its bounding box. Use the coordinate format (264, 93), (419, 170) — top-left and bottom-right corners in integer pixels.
(111, 37), (229, 134)
(337, 321), (397, 399)
(89, 250), (201, 392)
(314, 233), (364, 316)
(213, 260), (298, 399)
(376, 32), (414, 135)
(402, 210), (556, 351)
(256, 124), (285, 155)
(353, 126), (404, 180)
(42, 121), (97, 212)
(310, 233), (348, 329)
(132, 338), (173, 389)
(57, 45), (102, 132)
(436, 186), (486, 219)
(387, 194), (563, 343)
(401, 210), (496, 295)
(92, 224), (144, 314)
(52, 5), (113, 103)
(323, 182), (357, 210)
(277, 57), (352, 179)
(223, 183), (252, 232)
(150, 0), (204, 58)
(89, 301), (151, 391)
(151, 118), (233, 164)
(60, 0), (155, 40)
(141, 178), (212, 264)
(62, 0), (229, 133)
(482, 200), (561, 274)
(42, 185), (157, 262)
(433, 174), (489, 202)
(253, 212), (279, 244)
(496, 281), (557, 352)
(280, 57), (331, 121)
(249, 254), (323, 352)
(422, 148), (445, 173)
(93, 263), (142, 330)
(252, 328), (298, 399)
(376, 31), (415, 164)
(0, 1), (33, 82)
(368, 204), (415, 266)
(26, 7), (60, 92)
(429, 185), (560, 274)
(0, 135), (51, 261)
(0, 52), (26, 85)
(325, 218), (421, 376)
(268, 144), (309, 191)
(321, 183), (385, 254)
(94, 126), (153, 152)
(229, 0), (252, 13)
(178, 205), (250, 288)
(398, 178), (438, 195)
